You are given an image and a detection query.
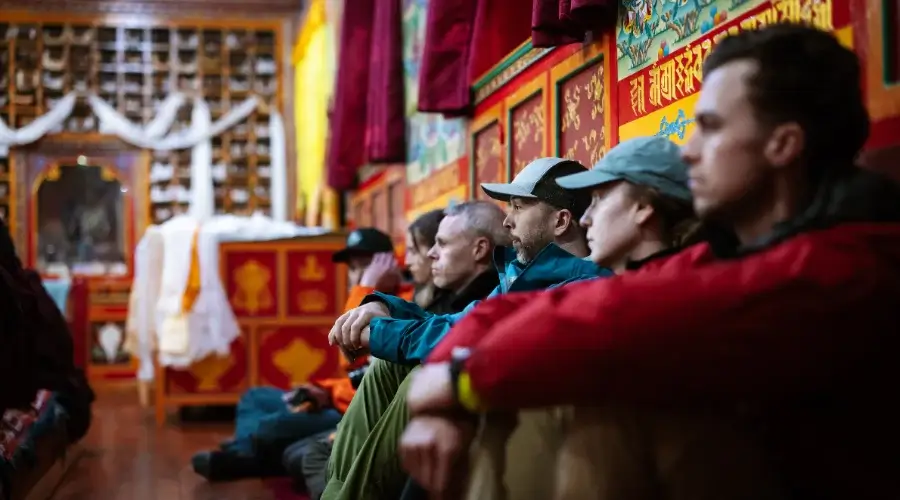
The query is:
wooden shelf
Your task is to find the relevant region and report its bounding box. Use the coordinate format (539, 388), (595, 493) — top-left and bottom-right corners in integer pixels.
(0, 20), (281, 225)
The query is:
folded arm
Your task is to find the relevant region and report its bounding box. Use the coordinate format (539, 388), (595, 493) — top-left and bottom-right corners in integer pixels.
(369, 309), (470, 365)
(363, 291), (433, 320)
(444, 229), (899, 409)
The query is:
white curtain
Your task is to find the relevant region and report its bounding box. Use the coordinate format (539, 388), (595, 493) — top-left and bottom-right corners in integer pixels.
(0, 93), (77, 156)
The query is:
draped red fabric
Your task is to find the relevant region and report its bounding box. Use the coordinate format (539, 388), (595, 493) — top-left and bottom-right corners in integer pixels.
(326, 0), (375, 189)
(365, 0), (406, 164)
(417, 0), (531, 115)
(327, 0), (406, 190)
(531, 0), (615, 48)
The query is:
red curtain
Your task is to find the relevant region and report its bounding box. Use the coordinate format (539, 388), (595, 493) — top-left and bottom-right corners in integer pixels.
(327, 0), (406, 190)
(532, 0), (615, 47)
(417, 0), (531, 115)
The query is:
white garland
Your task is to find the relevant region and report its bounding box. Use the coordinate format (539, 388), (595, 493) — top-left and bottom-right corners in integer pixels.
(0, 93), (288, 222)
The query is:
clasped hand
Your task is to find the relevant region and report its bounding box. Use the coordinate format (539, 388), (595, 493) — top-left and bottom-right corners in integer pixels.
(327, 301), (389, 355)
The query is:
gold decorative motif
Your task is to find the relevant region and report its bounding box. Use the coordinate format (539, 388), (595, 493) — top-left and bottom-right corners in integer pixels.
(562, 86), (582, 132)
(587, 65), (605, 120)
(190, 354), (234, 391)
(100, 166), (118, 181)
(273, 338), (326, 386)
(46, 165), (61, 181)
(513, 102), (544, 150)
(297, 289), (328, 313)
(232, 259), (274, 314)
(299, 255), (326, 282)
(475, 131), (503, 181)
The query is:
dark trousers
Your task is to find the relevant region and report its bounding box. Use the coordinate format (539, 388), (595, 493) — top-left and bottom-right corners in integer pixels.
(225, 387), (341, 469)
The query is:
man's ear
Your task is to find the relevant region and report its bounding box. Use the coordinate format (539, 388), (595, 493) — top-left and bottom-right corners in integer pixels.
(472, 236), (491, 262)
(764, 122), (805, 169)
(553, 209), (574, 236)
(633, 198), (655, 226)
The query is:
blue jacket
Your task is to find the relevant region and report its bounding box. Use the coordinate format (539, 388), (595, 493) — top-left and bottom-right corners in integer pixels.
(362, 244), (611, 365)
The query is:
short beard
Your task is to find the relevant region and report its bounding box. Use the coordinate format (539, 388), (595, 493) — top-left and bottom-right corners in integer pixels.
(515, 231), (553, 264)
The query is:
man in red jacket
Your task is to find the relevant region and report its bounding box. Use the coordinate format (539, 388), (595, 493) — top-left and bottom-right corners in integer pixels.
(401, 24), (900, 500)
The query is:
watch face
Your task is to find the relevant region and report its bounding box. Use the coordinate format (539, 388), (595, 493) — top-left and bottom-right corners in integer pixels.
(451, 346), (471, 359)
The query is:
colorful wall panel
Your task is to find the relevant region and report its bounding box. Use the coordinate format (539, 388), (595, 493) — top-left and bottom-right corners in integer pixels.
(616, 0), (851, 145)
(551, 41), (614, 168)
(506, 76), (550, 176)
(471, 103), (505, 202)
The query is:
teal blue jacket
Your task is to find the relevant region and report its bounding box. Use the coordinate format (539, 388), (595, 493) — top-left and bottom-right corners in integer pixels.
(363, 244), (611, 365)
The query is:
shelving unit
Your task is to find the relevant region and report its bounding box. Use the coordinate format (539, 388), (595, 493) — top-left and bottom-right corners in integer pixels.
(0, 21), (281, 225)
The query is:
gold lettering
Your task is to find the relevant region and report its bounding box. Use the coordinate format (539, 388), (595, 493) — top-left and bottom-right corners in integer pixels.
(648, 65), (662, 107)
(740, 17), (758, 31)
(754, 7), (779, 29)
(649, 60), (677, 108)
(629, 75), (647, 116)
(775, 0), (803, 23)
(811, 0), (833, 31)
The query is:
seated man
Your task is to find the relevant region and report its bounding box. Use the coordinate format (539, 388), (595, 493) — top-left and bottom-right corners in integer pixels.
(192, 228), (404, 481)
(403, 24), (900, 500)
(323, 160), (612, 500)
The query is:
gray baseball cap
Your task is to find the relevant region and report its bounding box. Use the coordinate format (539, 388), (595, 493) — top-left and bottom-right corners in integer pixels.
(481, 157), (589, 213)
(555, 136), (692, 202)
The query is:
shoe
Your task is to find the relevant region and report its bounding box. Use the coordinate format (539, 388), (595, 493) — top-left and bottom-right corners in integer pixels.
(191, 450), (262, 482)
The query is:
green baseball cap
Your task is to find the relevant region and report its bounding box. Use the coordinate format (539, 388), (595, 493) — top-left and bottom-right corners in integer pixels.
(555, 136), (692, 202)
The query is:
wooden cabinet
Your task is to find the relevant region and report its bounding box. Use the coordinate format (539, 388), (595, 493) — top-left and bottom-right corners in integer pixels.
(11, 136), (147, 379)
(154, 233), (348, 424)
(0, 16), (285, 226)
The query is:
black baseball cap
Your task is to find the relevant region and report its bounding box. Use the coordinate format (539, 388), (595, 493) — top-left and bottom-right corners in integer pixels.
(332, 228), (395, 263)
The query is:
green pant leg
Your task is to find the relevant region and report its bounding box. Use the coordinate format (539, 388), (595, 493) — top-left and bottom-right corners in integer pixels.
(321, 360), (414, 500)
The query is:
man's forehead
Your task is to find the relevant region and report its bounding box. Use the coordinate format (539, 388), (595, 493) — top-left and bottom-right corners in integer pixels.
(438, 214), (465, 235)
(697, 60), (756, 115)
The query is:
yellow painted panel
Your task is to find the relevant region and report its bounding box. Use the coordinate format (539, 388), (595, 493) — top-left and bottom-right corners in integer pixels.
(618, 93), (700, 145)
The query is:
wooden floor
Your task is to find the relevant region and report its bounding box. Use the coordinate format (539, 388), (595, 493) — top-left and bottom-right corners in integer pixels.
(51, 384), (308, 500)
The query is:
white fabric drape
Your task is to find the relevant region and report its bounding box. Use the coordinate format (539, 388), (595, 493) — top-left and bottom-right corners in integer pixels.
(188, 100), (214, 220)
(0, 92), (286, 220)
(269, 111), (288, 222)
(0, 93), (77, 156)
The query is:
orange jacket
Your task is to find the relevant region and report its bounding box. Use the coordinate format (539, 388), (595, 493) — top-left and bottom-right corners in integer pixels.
(312, 284), (413, 413)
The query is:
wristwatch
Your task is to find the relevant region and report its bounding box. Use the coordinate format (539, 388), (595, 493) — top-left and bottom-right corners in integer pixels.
(449, 346), (472, 404)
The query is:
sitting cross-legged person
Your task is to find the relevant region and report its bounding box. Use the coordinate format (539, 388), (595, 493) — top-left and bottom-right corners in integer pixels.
(283, 208), (455, 499)
(192, 228), (406, 481)
(403, 24), (900, 500)
(323, 161), (613, 500)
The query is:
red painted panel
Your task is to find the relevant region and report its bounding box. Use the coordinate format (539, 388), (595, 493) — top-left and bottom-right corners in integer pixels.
(257, 325), (342, 389)
(510, 92), (546, 175)
(473, 121), (504, 201)
(166, 333), (248, 394)
(223, 250), (279, 318)
(558, 59), (608, 168)
(285, 249), (340, 318)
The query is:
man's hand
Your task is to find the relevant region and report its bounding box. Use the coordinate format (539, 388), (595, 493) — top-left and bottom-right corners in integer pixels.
(282, 383), (331, 412)
(328, 302), (389, 351)
(407, 363), (457, 415)
(400, 415), (476, 495)
(359, 252), (402, 292)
